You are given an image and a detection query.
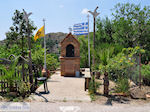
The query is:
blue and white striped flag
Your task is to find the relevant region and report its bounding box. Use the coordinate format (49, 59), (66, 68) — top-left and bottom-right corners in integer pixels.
(73, 22), (88, 35)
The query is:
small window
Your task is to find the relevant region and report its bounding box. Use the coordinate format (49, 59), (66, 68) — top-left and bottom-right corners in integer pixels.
(66, 44), (74, 57)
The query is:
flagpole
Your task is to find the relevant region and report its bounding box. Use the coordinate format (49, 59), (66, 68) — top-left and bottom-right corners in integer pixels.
(43, 19), (46, 70)
(87, 14), (90, 68)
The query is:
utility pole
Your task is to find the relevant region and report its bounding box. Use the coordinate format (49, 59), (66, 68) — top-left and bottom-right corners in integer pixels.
(23, 9), (33, 85)
(88, 6), (100, 67)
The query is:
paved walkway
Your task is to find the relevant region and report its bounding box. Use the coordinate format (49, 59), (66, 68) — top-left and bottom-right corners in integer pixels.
(30, 102), (150, 112)
(29, 71), (90, 102)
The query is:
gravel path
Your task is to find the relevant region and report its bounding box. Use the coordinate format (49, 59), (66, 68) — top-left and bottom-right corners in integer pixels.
(29, 71), (90, 102)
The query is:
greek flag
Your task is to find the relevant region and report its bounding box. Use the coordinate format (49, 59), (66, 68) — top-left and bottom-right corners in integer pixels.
(73, 22), (88, 35)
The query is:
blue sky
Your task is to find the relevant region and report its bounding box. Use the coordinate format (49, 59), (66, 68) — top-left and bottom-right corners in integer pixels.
(0, 0), (149, 40)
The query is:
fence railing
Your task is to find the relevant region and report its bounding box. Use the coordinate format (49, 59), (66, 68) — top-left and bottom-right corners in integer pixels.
(0, 57), (41, 94)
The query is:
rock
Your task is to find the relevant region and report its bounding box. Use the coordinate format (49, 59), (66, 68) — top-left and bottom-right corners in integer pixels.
(129, 81), (136, 88)
(130, 87), (146, 99)
(146, 92), (150, 100)
(111, 93), (128, 97)
(0, 96), (4, 101)
(146, 94), (150, 98)
(9, 92), (18, 98)
(26, 95), (36, 102)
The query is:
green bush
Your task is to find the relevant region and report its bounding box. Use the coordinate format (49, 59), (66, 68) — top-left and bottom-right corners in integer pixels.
(0, 61), (20, 92)
(46, 54), (59, 71)
(18, 82), (31, 98)
(115, 77), (129, 94)
(88, 75), (100, 101)
(106, 46), (144, 81)
(32, 45), (44, 69)
(88, 75), (100, 94)
(78, 36), (89, 68)
(107, 52), (134, 81)
(32, 45), (59, 71)
(141, 64), (150, 81)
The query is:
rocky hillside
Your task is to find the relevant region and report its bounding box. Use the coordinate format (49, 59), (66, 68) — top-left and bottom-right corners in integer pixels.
(0, 39), (5, 45)
(0, 32), (68, 54)
(45, 32), (68, 54)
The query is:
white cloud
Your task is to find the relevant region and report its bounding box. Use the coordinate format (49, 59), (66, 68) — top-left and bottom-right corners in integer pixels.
(59, 5), (64, 8)
(81, 8), (89, 15)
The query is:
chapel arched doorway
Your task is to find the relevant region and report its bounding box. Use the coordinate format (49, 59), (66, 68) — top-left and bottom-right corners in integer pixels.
(66, 44), (74, 57)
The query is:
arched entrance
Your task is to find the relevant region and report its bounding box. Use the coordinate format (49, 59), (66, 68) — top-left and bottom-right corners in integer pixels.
(66, 44), (74, 57)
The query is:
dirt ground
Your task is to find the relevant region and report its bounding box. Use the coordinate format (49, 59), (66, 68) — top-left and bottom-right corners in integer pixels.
(93, 75), (150, 105)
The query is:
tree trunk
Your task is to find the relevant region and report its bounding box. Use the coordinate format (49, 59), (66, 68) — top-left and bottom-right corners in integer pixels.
(104, 71), (109, 96)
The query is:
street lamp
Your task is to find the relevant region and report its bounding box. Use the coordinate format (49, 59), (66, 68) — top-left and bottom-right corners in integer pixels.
(23, 9), (33, 85)
(88, 6), (100, 66)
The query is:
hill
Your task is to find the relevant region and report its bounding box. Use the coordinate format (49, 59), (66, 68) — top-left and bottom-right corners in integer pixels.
(0, 32), (68, 55)
(45, 32), (68, 54)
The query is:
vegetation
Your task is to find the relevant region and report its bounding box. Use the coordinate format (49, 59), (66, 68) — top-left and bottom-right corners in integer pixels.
(0, 2), (150, 99)
(0, 9), (59, 99)
(142, 64), (150, 81)
(0, 9), (59, 71)
(78, 35), (89, 68)
(115, 77), (130, 94)
(46, 54), (59, 71)
(0, 60), (19, 92)
(141, 64), (150, 85)
(17, 81), (31, 98)
(79, 3), (150, 68)
(88, 75), (100, 94)
(88, 75), (100, 101)
(78, 3), (150, 96)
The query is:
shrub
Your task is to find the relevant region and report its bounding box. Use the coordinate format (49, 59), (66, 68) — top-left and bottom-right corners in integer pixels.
(18, 82), (31, 98)
(0, 61), (20, 92)
(115, 77), (129, 94)
(88, 79), (100, 101)
(88, 75), (100, 94)
(46, 54), (59, 71)
(141, 64), (150, 80)
(106, 46), (144, 81)
(32, 45), (44, 69)
(141, 64), (150, 85)
(32, 45), (59, 71)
